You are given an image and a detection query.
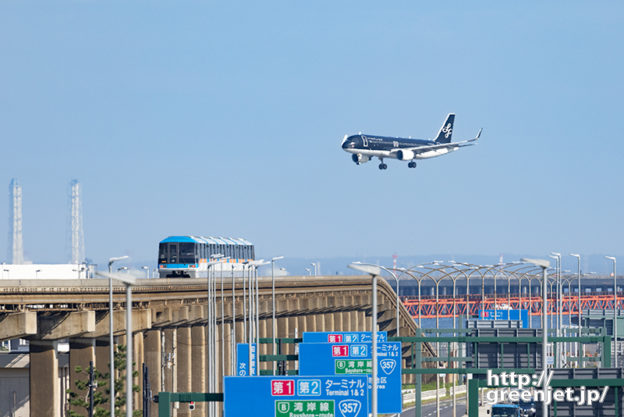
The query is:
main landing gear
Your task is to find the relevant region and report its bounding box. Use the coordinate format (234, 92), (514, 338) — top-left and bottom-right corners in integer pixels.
(408, 161), (417, 168)
(378, 159), (388, 170)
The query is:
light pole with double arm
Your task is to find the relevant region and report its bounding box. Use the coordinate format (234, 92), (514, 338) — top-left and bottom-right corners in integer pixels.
(606, 256), (617, 366)
(107, 256), (128, 417)
(521, 258), (550, 417)
(348, 262), (381, 417)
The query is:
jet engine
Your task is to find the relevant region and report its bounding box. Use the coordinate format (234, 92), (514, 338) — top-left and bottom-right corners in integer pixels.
(397, 149), (415, 161)
(352, 154), (370, 165)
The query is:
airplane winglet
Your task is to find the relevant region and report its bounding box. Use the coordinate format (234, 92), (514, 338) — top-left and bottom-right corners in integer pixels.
(475, 128), (483, 140)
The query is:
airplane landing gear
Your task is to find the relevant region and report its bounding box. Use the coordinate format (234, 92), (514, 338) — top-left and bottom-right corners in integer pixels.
(408, 161), (417, 168)
(378, 163), (388, 170)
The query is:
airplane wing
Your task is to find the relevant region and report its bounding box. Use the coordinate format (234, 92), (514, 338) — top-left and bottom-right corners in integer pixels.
(391, 128), (482, 155)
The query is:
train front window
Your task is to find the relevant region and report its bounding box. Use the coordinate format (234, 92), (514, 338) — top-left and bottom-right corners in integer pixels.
(168, 243), (178, 263)
(179, 243), (196, 264)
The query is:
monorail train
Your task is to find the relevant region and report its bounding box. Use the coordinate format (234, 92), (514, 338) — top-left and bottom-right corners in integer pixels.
(158, 235), (255, 278)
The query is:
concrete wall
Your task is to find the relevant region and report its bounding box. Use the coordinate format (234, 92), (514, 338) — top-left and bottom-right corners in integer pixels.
(0, 353), (69, 417)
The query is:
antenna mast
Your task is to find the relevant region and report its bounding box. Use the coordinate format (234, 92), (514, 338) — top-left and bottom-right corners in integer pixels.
(70, 180), (85, 264)
(8, 179), (24, 264)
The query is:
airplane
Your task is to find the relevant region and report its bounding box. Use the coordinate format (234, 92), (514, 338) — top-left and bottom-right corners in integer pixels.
(341, 113), (482, 170)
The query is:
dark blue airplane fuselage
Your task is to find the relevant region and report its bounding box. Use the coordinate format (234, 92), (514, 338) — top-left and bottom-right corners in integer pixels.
(342, 134), (433, 152)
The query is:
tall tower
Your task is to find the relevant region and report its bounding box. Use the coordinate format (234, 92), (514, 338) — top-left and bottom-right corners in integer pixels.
(8, 179), (24, 264)
(70, 180), (85, 264)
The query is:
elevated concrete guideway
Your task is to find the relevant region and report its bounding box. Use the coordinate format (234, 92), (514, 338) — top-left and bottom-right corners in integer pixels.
(0, 275), (431, 417)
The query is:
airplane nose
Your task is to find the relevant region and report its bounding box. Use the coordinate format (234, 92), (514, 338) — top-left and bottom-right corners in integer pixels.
(342, 138), (354, 149)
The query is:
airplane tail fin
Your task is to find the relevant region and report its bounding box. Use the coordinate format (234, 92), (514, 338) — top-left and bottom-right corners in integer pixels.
(434, 113), (455, 144)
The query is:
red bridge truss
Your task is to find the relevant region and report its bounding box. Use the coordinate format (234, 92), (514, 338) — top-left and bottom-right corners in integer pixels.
(401, 294), (624, 318)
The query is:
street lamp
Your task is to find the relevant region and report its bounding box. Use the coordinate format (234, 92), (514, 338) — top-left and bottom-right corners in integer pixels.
(107, 255), (129, 417)
(141, 266), (149, 278)
(311, 262), (317, 276)
(348, 262), (381, 417)
(97, 271), (136, 417)
(205, 255), (223, 407)
(521, 258), (550, 417)
(271, 256), (284, 375)
(570, 254), (582, 364)
(550, 253), (562, 333)
(394, 267), (424, 328)
(606, 256), (617, 366)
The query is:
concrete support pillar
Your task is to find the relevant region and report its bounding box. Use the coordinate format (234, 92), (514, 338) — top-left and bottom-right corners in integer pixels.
(95, 340), (111, 411)
(134, 332), (144, 411)
(316, 311), (325, 332)
(276, 298), (289, 356)
(69, 339), (95, 415)
(163, 328), (176, 393)
(191, 325), (206, 415)
(305, 304), (317, 333)
(30, 341), (60, 417)
(349, 310), (358, 332)
(357, 310), (371, 332)
(259, 319), (269, 371)
(176, 326), (192, 417)
(144, 329), (161, 417)
(214, 322), (222, 392)
(324, 310), (335, 333)
(223, 322), (232, 376)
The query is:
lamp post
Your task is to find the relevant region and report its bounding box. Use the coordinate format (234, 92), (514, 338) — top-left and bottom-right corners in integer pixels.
(606, 256), (617, 366)
(206, 255), (223, 403)
(97, 271), (136, 417)
(570, 254), (582, 364)
(394, 267), (425, 328)
(247, 260), (266, 375)
(348, 262), (381, 417)
(550, 253), (562, 332)
(521, 258), (550, 417)
(218, 257), (228, 378)
(371, 265), (401, 337)
(426, 273), (445, 417)
(107, 255), (128, 417)
(271, 256), (284, 375)
(141, 266), (149, 278)
(231, 263), (236, 374)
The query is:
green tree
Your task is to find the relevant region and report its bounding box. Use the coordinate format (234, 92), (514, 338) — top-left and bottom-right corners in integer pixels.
(66, 345), (142, 417)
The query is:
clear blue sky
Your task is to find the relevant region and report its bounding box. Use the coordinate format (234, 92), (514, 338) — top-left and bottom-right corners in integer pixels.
(1, 1), (622, 268)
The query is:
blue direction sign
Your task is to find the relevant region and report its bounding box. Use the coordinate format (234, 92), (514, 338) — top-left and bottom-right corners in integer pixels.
(224, 375), (369, 417)
(298, 342), (402, 414)
(478, 309), (529, 328)
(302, 331), (387, 343)
(236, 343), (257, 376)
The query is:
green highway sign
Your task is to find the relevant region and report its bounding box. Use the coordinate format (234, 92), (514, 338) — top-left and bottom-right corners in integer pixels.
(335, 359), (372, 374)
(275, 400), (335, 417)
